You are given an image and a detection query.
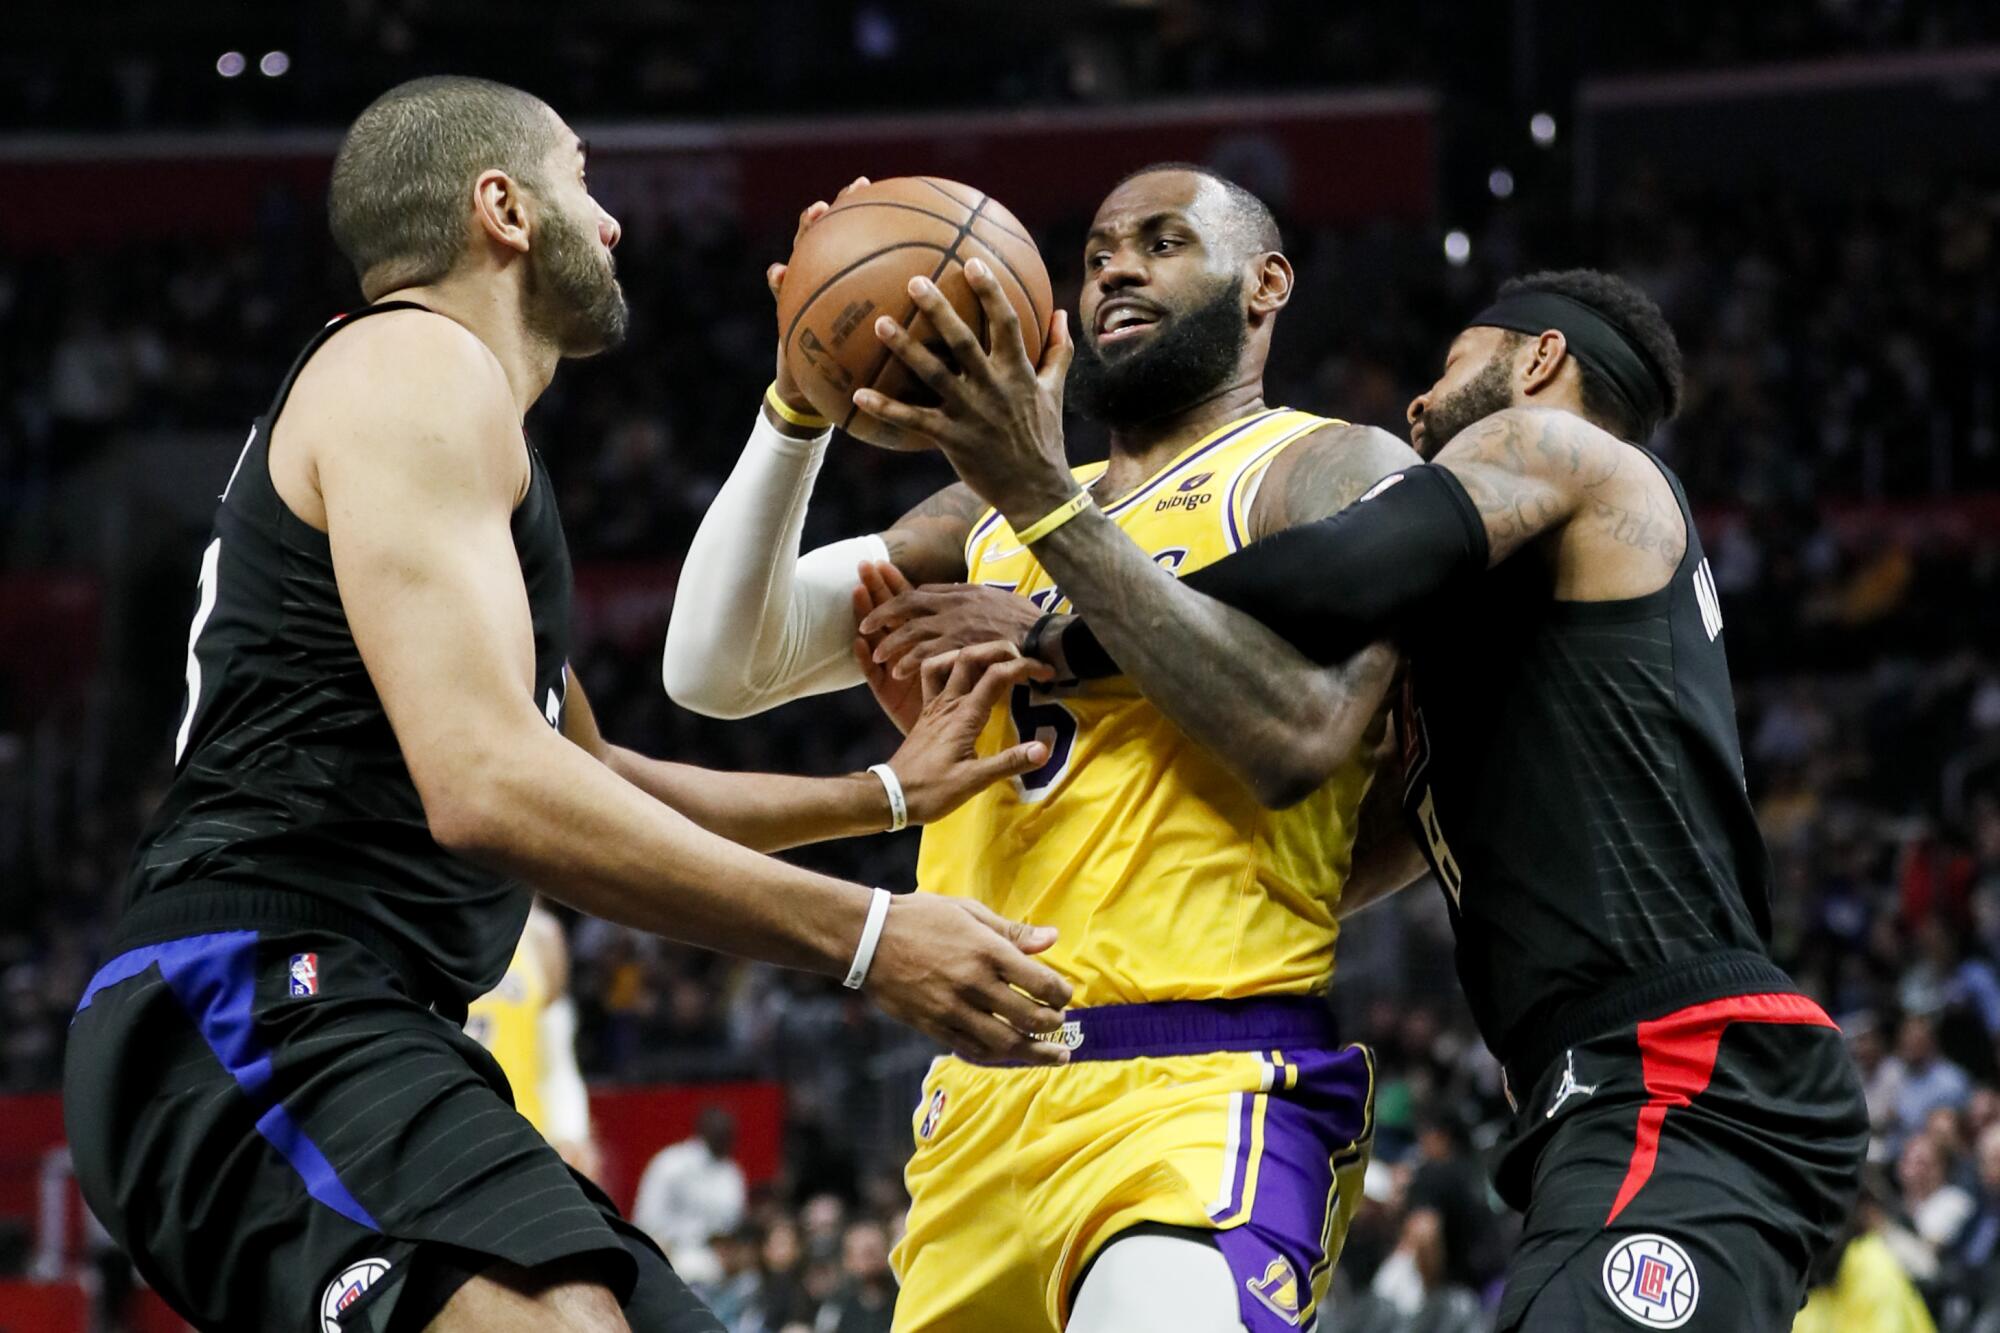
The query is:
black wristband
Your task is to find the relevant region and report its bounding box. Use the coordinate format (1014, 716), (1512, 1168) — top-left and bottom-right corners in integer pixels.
(1021, 611), (1059, 662)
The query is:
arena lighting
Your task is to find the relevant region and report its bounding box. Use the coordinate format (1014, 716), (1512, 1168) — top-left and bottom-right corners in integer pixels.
(1443, 230), (1472, 265)
(216, 51), (246, 78)
(260, 51), (291, 78)
(1530, 111), (1558, 146)
(1488, 167), (1516, 199)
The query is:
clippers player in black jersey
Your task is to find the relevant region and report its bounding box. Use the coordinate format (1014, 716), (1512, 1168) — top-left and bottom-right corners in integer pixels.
(61, 77), (1080, 1333)
(855, 268), (1868, 1330)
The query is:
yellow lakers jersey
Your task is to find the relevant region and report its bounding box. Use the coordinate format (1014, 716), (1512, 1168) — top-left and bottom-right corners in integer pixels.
(916, 408), (1381, 1007)
(467, 938), (550, 1134)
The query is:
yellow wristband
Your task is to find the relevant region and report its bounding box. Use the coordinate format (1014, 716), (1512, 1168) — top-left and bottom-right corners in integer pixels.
(765, 382), (831, 431)
(1014, 491), (1093, 545)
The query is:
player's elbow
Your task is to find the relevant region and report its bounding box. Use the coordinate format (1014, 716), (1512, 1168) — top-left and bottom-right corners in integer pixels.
(660, 653), (761, 720)
(660, 624), (761, 719)
(414, 747), (524, 859)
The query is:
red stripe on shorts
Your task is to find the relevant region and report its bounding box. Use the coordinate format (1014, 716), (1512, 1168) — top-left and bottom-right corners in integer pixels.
(1604, 991), (1838, 1226)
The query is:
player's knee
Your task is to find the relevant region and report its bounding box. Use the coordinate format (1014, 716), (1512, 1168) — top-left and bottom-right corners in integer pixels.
(1068, 1233), (1248, 1333)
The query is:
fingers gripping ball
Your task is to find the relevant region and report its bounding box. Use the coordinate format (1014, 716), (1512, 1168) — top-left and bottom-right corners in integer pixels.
(777, 177), (1053, 447)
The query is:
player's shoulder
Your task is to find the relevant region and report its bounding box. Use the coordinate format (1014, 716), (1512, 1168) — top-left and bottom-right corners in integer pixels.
(289, 307), (521, 477)
(1250, 416), (1420, 535)
(293, 307), (514, 433)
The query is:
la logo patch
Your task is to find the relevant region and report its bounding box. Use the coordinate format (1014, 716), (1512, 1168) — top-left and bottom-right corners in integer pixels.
(1601, 1234), (1699, 1327)
(1245, 1254), (1303, 1326)
(320, 1257), (391, 1331)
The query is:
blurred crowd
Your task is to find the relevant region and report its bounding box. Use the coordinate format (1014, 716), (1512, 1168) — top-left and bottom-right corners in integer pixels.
(10, 0), (2000, 134)
(4, 95), (2000, 1333)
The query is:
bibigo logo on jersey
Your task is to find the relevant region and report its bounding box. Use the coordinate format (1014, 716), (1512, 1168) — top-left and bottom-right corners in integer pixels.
(1601, 1234), (1699, 1327)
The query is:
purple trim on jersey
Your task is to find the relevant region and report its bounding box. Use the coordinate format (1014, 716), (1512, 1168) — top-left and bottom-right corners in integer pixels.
(1100, 409), (1286, 519)
(1211, 1045), (1375, 1332)
(74, 932), (381, 1231)
(1223, 418), (1327, 551)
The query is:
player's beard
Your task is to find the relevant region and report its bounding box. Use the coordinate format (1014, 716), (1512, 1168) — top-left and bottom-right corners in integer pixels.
(1416, 340), (1517, 456)
(1068, 276), (1248, 427)
(523, 201), (628, 358)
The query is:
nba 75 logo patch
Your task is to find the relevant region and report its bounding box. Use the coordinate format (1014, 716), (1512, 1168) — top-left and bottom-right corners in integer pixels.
(289, 952), (320, 997)
(1601, 1233), (1699, 1327)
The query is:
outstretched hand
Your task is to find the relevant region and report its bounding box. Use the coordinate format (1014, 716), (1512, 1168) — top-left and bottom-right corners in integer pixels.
(855, 560), (1044, 683)
(882, 639), (1053, 824)
(847, 258), (1078, 523)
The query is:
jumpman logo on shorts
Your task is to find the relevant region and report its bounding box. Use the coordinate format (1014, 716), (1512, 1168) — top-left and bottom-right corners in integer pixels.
(1545, 1049), (1599, 1119)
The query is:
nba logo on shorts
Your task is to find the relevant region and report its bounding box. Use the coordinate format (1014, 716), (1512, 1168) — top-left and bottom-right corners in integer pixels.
(289, 953), (319, 997)
(1601, 1234), (1699, 1327)
(918, 1088), (946, 1140)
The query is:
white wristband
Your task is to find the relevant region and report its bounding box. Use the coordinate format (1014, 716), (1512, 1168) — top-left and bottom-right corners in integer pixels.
(869, 762), (909, 832)
(844, 887), (894, 989)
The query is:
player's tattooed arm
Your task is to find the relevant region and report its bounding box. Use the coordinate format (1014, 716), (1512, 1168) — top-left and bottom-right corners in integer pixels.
(1337, 720), (1430, 919)
(1433, 405), (1683, 575)
(1249, 421), (1424, 535)
(877, 480), (988, 585)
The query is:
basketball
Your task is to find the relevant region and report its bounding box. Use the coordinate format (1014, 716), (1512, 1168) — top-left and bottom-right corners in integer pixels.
(777, 177), (1054, 445)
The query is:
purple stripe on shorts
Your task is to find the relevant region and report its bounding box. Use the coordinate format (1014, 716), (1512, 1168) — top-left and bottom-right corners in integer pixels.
(1213, 1045), (1375, 1332)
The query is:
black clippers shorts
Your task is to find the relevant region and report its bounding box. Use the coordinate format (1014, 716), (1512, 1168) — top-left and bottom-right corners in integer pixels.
(1490, 990), (1867, 1332)
(63, 926), (722, 1333)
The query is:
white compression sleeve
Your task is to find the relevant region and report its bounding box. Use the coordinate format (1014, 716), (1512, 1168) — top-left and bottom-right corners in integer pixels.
(662, 409), (888, 718)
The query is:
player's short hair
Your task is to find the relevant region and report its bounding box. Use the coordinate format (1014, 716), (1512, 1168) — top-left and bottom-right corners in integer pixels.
(1496, 269), (1686, 436)
(329, 76), (564, 300)
(1112, 161), (1283, 255)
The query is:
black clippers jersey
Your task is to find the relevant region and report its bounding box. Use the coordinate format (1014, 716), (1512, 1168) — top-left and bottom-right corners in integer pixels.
(124, 302), (574, 1004)
(1396, 447), (1773, 1067)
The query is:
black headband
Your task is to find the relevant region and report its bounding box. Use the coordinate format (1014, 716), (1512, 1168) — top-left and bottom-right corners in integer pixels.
(1469, 290), (1669, 438)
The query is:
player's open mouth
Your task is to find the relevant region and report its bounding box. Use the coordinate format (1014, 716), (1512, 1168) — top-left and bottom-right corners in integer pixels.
(1096, 302), (1162, 343)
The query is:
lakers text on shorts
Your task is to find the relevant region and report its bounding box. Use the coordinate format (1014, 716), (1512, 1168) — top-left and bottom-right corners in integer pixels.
(890, 998), (1374, 1333)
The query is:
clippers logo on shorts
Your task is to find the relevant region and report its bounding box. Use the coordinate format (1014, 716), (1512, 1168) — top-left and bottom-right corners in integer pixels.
(320, 1257), (391, 1331)
(289, 953), (320, 997)
(1601, 1234), (1699, 1327)
(1245, 1254), (1303, 1325)
(919, 1088), (947, 1140)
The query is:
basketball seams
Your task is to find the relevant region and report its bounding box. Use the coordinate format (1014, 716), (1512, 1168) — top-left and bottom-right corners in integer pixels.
(960, 227), (1048, 348)
(842, 194), (995, 432)
(781, 239), (957, 369)
(915, 178), (1036, 248)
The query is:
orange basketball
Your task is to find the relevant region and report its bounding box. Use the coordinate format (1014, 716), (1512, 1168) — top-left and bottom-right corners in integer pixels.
(777, 177), (1053, 447)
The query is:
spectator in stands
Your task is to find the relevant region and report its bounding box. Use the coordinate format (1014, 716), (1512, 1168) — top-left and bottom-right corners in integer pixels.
(812, 1219), (895, 1333)
(744, 1217), (817, 1333)
(1961, 1123), (2000, 1271)
(1794, 1180), (1939, 1333)
(1898, 1131), (1975, 1256)
(697, 1222), (764, 1331)
(633, 1106), (748, 1286)
(1883, 1013), (1974, 1147)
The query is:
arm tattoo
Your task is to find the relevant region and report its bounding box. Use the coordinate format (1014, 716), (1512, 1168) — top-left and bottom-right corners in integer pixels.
(1436, 407), (1683, 575)
(880, 482), (987, 584)
(1250, 423), (1422, 536)
(1031, 438), (1403, 809)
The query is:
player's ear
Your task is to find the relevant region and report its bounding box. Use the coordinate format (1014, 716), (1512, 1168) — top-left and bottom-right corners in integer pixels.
(1519, 329), (1571, 398)
(1247, 251), (1293, 320)
(472, 169), (533, 257)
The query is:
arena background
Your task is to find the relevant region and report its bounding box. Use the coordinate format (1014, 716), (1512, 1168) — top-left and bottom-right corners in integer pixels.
(4, 4), (2000, 1330)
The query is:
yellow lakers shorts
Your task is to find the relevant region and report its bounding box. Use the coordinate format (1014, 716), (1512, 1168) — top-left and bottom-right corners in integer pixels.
(890, 998), (1374, 1333)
